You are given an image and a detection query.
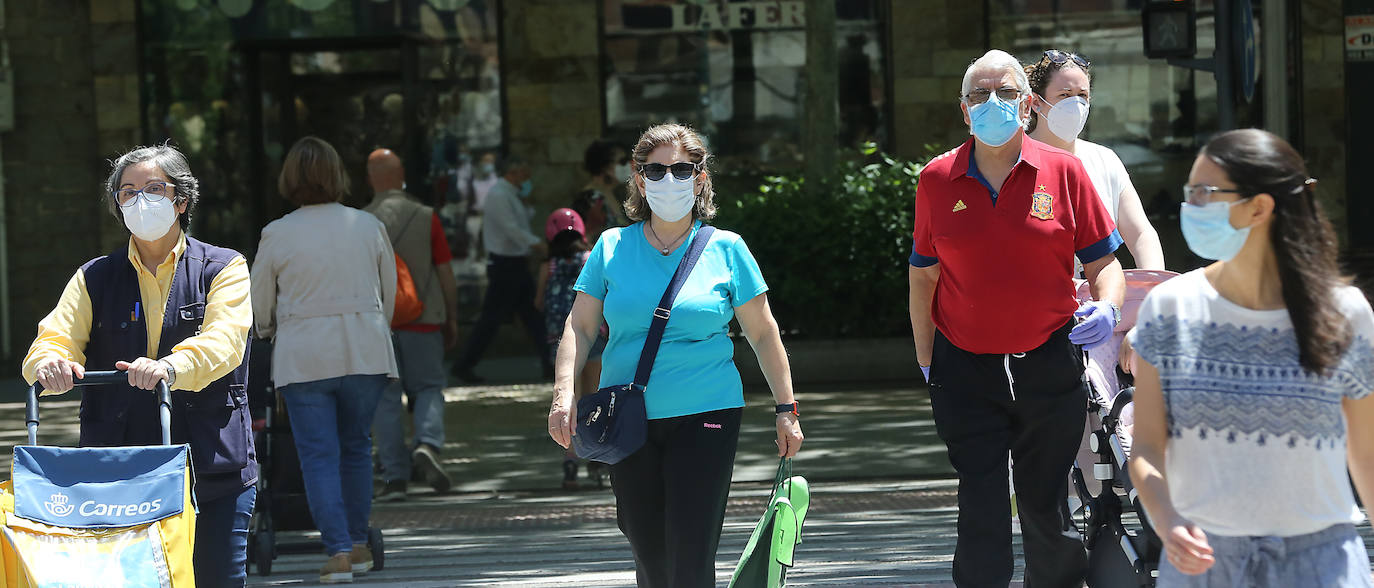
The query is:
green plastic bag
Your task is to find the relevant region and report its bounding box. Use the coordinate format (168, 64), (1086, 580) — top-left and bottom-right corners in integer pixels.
(728, 458), (810, 588)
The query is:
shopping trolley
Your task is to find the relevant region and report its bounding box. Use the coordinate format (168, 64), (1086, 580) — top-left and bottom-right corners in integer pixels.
(0, 371), (197, 587)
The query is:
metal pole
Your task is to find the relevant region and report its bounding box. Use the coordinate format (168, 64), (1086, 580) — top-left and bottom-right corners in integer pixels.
(1215, 0), (1236, 130)
(1261, 0), (1289, 138)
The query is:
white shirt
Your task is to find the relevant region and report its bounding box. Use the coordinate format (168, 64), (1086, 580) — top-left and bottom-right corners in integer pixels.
(1073, 140), (1131, 223)
(481, 178), (541, 257)
(1073, 140), (1132, 274)
(1128, 270), (1374, 537)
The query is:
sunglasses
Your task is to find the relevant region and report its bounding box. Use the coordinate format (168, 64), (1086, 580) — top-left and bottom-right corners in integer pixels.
(1043, 49), (1090, 68)
(639, 162), (699, 181)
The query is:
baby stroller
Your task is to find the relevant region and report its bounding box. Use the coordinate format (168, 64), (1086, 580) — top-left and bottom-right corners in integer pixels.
(1071, 269), (1178, 588)
(245, 338), (385, 576)
(0, 372), (197, 586)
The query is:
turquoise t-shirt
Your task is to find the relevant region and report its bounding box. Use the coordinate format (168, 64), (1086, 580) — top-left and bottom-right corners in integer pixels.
(574, 221), (768, 419)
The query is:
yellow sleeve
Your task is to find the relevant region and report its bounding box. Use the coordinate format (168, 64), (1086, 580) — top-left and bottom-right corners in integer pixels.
(164, 256), (252, 392)
(22, 270), (93, 392)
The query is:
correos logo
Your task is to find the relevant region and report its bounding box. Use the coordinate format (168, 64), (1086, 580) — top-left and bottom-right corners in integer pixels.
(44, 493), (75, 517)
(78, 498), (163, 517)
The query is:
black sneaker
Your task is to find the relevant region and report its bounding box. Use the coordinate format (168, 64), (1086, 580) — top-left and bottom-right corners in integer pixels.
(561, 459), (579, 490)
(376, 480), (407, 502)
(412, 444), (453, 493)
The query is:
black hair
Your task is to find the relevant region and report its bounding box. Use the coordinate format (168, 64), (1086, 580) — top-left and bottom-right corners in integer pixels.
(583, 139), (623, 177)
(1201, 129), (1350, 375)
(549, 229), (588, 260)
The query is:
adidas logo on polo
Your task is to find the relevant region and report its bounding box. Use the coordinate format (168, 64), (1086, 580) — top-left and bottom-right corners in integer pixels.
(952, 200), (967, 212)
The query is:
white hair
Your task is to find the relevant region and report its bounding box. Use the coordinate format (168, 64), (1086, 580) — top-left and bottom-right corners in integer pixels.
(959, 49), (1031, 104)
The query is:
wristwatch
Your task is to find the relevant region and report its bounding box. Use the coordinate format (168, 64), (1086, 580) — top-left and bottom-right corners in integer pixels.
(159, 359), (177, 387)
(775, 402), (799, 416)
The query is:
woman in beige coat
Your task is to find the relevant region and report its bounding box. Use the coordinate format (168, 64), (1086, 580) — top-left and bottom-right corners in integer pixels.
(249, 136), (398, 584)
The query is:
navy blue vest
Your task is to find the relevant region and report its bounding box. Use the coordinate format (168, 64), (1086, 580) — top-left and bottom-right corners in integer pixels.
(79, 237), (257, 501)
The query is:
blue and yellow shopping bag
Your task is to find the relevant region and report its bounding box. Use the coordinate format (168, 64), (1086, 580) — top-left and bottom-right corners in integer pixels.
(0, 445), (197, 588)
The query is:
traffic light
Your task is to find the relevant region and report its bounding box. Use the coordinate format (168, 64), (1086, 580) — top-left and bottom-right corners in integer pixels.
(1141, 0), (1197, 59)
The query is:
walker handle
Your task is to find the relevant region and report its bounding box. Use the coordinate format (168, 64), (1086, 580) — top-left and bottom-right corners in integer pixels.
(26, 371), (173, 446)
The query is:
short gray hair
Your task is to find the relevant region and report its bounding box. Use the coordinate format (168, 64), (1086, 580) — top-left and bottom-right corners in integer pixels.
(960, 49), (1032, 104)
(104, 144), (200, 232)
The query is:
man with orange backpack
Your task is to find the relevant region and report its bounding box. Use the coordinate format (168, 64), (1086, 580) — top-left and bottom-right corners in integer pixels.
(364, 149), (459, 501)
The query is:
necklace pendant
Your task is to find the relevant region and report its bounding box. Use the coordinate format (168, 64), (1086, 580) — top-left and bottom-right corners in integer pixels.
(661, 247), (669, 255)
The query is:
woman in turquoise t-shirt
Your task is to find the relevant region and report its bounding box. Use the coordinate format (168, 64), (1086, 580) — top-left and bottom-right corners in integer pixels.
(548, 123), (805, 587)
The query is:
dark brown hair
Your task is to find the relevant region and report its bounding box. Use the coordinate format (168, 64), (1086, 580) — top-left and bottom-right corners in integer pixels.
(625, 124), (716, 222)
(279, 136), (350, 206)
(1023, 51), (1090, 133)
(1202, 128), (1350, 375)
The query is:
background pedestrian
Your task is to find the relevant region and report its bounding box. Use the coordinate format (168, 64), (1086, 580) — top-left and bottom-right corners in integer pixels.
(250, 136), (398, 584)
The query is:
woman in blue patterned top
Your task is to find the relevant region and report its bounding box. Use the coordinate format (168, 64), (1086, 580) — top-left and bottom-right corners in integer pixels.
(1128, 129), (1374, 587)
(547, 123), (805, 587)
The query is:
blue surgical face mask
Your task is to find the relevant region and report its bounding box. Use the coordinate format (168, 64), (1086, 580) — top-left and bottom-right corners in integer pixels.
(968, 93), (1025, 147)
(519, 179), (533, 198)
(1180, 199), (1252, 261)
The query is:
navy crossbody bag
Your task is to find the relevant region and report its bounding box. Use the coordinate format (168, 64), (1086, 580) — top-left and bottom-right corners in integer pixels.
(572, 225), (716, 464)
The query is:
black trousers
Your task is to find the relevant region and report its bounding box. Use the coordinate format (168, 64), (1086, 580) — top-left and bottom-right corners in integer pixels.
(457, 254), (550, 371)
(928, 321), (1089, 588)
(610, 407), (743, 588)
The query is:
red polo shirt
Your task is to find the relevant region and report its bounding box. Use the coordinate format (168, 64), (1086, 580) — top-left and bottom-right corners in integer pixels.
(910, 135), (1121, 354)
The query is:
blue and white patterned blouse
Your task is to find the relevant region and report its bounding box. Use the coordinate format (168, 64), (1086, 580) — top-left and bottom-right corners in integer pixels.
(1129, 269), (1374, 537)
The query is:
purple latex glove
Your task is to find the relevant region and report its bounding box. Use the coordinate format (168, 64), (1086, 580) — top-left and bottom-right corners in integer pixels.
(921, 365), (931, 382)
(1069, 301), (1117, 349)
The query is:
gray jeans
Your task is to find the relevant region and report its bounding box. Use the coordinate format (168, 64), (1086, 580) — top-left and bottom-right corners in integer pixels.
(373, 330), (447, 483)
(1158, 523), (1373, 588)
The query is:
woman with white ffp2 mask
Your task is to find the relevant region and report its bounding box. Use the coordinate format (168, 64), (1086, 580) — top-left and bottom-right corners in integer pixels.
(1026, 49), (1165, 271)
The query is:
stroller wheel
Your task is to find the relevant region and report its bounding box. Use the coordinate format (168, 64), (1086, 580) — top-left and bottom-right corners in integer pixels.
(368, 527), (385, 572)
(255, 530), (274, 576)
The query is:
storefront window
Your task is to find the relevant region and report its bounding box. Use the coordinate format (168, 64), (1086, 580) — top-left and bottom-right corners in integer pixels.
(138, 0), (503, 268)
(601, 0), (888, 169)
(988, 0), (1265, 268)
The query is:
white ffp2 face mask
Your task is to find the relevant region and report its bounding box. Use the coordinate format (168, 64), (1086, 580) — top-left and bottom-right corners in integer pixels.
(613, 163), (632, 184)
(1039, 95), (1090, 143)
(643, 175), (696, 222)
(124, 195), (179, 242)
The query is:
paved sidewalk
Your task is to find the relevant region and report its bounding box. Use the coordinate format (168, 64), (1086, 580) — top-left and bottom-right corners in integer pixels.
(3, 372), (1371, 586)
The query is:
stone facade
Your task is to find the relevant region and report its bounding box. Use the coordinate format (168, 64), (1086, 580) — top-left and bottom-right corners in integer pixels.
(888, 0), (986, 162)
(500, 0), (602, 213)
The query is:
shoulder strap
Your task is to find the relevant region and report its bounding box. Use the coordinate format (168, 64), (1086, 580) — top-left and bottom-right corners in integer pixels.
(631, 225), (716, 390)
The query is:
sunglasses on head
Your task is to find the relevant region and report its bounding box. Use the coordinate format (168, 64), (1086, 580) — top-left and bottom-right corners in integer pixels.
(639, 162), (699, 181)
(1043, 49), (1090, 68)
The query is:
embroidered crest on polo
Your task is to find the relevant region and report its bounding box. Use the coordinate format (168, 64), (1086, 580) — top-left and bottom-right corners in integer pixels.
(952, 200), (967, 212)
(1030, 185), (1054, 220)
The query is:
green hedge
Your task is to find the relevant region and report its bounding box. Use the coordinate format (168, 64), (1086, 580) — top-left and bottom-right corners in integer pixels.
(715, 145), (931, 338)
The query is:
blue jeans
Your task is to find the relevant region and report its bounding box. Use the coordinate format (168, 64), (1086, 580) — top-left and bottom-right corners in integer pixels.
(280, 374), (388, 555)
(375, 330), (447, 482)
(1158, 523), (1373, 588)
(194, 484), (256, 588)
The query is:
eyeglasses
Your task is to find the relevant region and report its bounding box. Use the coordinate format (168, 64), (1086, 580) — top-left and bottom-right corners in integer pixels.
(1182, 184), (1247, 206)
(964, 88), (1023, 105)
(112, 182), (173, 208)
(639, 162), (699, 181)
(1043, 49), (1090, 68)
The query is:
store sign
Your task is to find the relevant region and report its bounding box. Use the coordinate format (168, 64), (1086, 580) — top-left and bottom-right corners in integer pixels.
(1348, 15), (1374, 62)
(664, 1), (806, 31)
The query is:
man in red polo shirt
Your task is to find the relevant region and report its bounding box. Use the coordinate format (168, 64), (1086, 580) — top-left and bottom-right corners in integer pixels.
(908, 49), (1125, 588)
